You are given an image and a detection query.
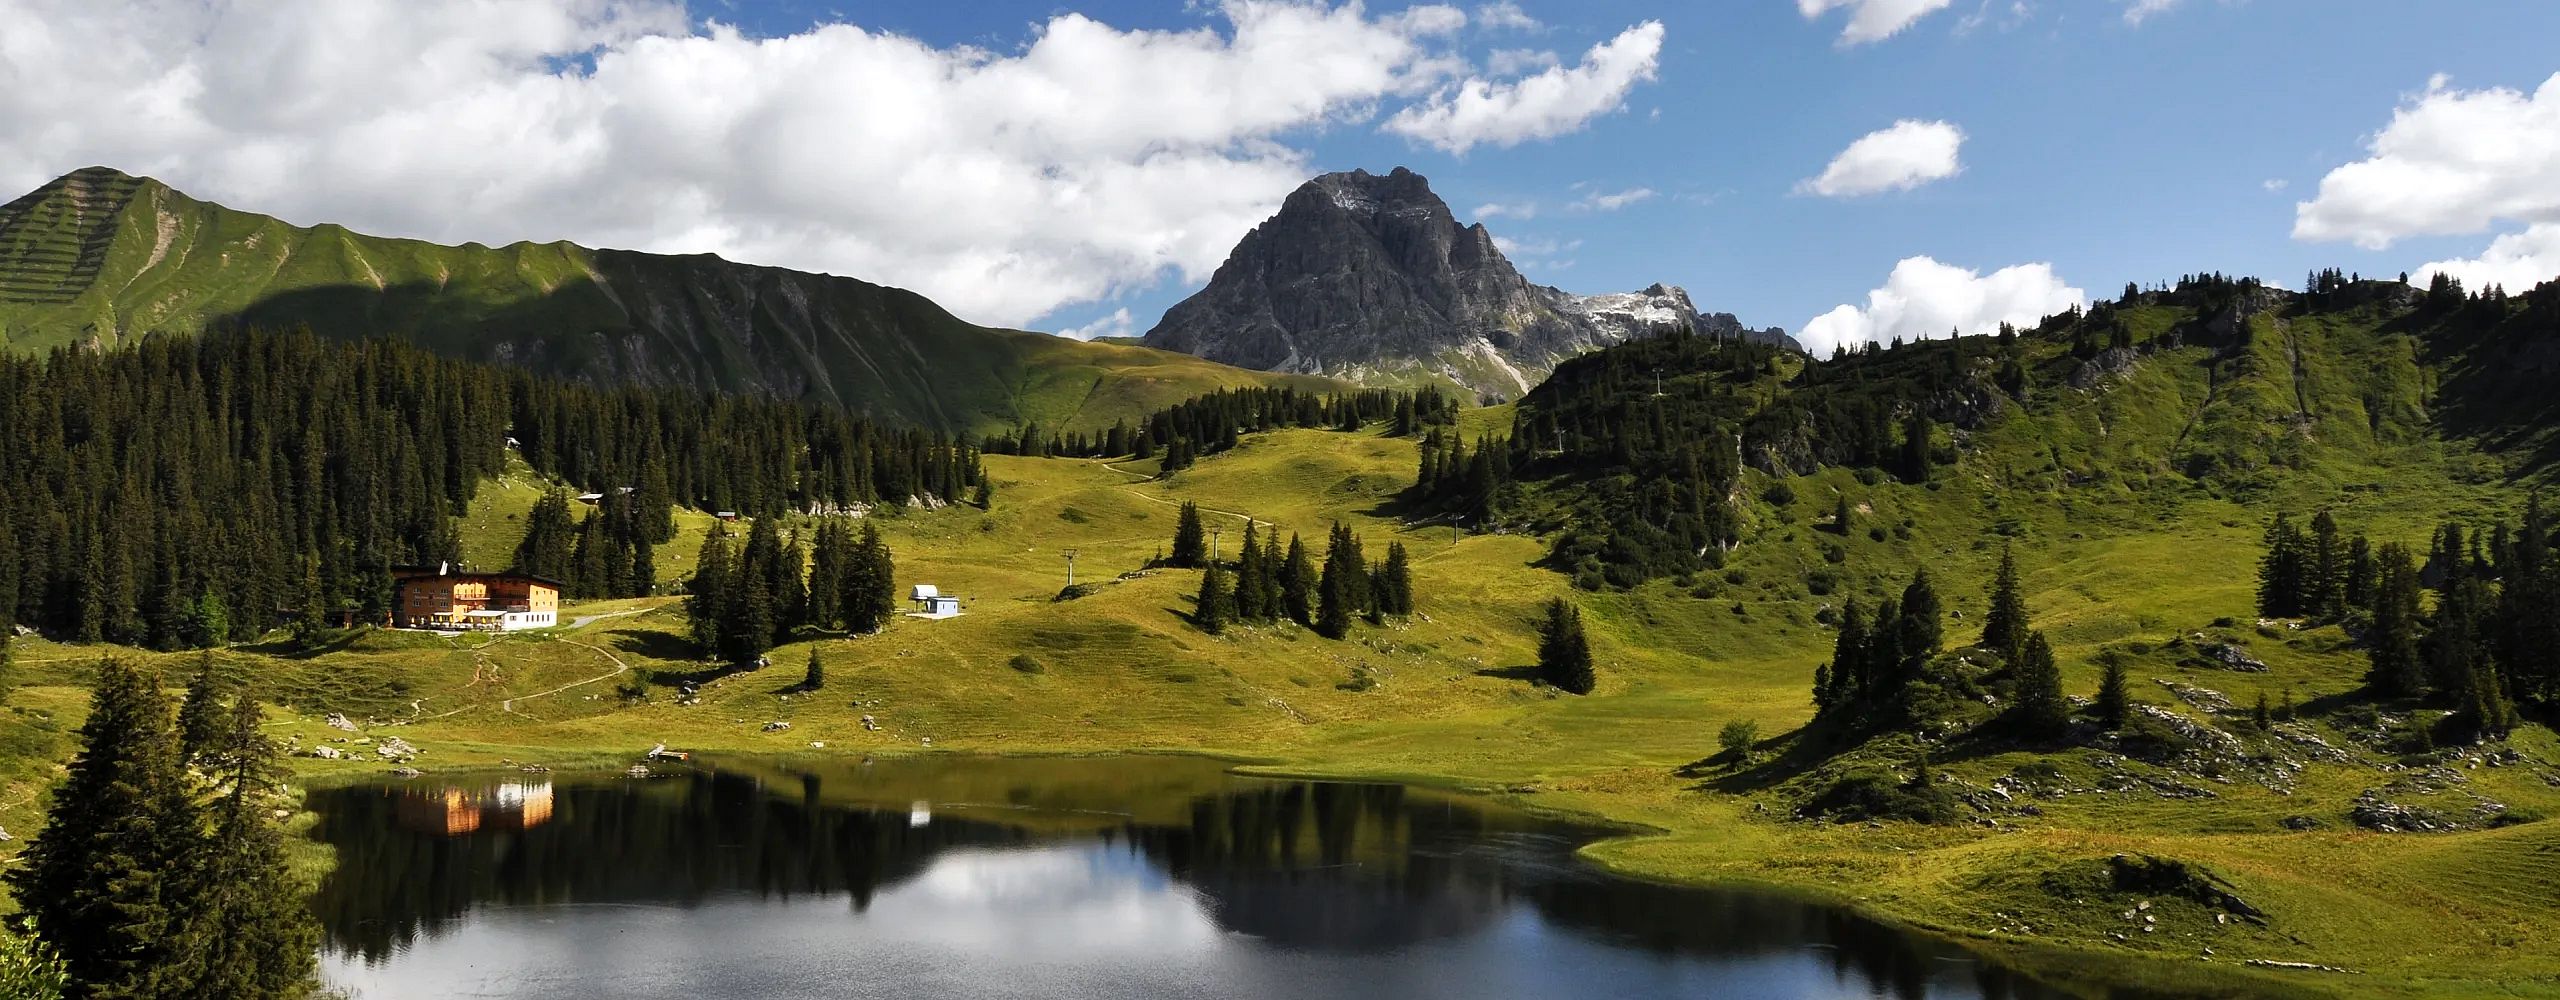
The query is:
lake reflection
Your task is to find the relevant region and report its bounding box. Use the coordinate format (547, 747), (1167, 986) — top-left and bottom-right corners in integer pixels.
(308, 756), (2072, 999)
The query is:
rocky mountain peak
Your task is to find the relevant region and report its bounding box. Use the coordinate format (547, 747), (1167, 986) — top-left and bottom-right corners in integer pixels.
(1142, 167), (1787, 397)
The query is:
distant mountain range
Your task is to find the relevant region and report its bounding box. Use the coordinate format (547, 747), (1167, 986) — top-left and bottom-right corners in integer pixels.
(1140, 167), (1792, 399)
(0, 167), (1326, 434)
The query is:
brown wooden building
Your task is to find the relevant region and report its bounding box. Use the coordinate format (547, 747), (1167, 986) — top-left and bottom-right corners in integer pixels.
(391, 563), (563, 631)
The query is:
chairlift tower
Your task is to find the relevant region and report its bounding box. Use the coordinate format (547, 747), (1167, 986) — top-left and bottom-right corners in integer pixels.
(1062, 549), (1079, 588)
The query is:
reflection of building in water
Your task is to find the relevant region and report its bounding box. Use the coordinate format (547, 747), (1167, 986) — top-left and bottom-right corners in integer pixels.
(393, 783), (555, 836)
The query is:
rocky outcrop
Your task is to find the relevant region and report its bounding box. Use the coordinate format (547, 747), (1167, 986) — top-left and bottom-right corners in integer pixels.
(1143, 168), (1784, 397)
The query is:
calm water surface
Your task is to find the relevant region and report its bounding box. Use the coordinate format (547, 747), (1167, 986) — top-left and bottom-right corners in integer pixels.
(308, 755), (2074, 999)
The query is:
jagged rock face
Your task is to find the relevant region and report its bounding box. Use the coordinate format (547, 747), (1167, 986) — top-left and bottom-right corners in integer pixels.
(1144, 167), (1786, 397)
(1564, 283), (1798, 352)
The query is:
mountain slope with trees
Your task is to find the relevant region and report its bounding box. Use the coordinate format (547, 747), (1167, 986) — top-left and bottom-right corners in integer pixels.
(0, 167), (1330, 435)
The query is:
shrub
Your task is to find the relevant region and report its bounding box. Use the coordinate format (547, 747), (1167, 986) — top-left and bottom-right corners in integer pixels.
(1008, 654), (1046, 675)
(1868, 526), (1888, 542)
(1802, 769), (1960, 825)
(1717, 719), (1760, 764)
(1762, 482), (1797, 507)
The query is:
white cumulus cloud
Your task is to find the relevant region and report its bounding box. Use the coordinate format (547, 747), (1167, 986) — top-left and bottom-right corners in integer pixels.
(2417, 224), (2560, 294)
(1801, 256), (2086, 355)
(1474, 201), (1537, 220)
(1798, 119), (1965, 197)
(1054, 308), (1137, 342)
(2294, 73), (2560, 250)
(1475, 2), (1543, 32)
(2121, 0), (2180, 24)
(0, 0), (1650, 332)
(1573, 187), (1656, 211)
(1382, 21), (1663, 154)
(1796, 0), (1954, 45)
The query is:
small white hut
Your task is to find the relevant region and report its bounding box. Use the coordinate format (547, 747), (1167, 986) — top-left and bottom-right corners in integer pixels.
(910, 584), (961, 618)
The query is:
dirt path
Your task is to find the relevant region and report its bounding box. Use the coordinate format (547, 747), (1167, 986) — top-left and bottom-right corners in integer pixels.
(1096, 459), (1261, 525)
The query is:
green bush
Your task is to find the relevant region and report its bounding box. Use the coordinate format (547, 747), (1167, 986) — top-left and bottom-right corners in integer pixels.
(1802, 769), (1961, 825)
(1762, 482), (1797, 507)
(1008, 654), (1046, 674)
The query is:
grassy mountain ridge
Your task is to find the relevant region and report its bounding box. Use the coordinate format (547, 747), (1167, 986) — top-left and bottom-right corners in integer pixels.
(0, 166), (1330, 434)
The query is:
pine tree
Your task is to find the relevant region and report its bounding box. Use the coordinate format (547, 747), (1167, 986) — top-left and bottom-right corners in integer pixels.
(802, 647), (825, 691)
(1894, 569), (1943, 691)
(1170, 502), (1207, 568)
(805, 521), (846, 630)
(1832, 493), (1853, 535)
(1536, 598), (1597, 695)
(972, 479), (994, 510)
(843, 522), (898, 635)
(1233, 521), (1265, 621)
(2093, 651), (2131, 730)
(1980, 544), (2028, 663)
(687, 532), (733, 658)
(1380, 542), (1414, 615)
(2257, 513), (2308, 618)
(2366, 542), (2426, 698)
(513, 488), (578, 581)
(189, 694), (319, 999)
(1820, 600), (1867, 715)
(1281, 533), (1315, 627)
(175, 653), (227, 765)
(1315, 523), (1367, 639)
(7, 659), (208, 996)
(1196, 563), (1232, 635)
(2011, 631), (2068, 737)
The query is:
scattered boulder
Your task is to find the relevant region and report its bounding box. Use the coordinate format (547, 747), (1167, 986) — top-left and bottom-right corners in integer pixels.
(324, 713), (360, 732)
(2197, 644), (2269, 672)
(626, 764), (651, 778)
(389, 767), (422, 778)
(762, 720), (792, 732)
(374, 737), (418, 762)
(308, 746), (343, 761)
(861, 715), (878, 731)
(2351, 790), (2453, 832)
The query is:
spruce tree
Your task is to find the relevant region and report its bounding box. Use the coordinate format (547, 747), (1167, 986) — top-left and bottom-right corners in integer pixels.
(1170, 502), (1207, 568)
(2011, 631), (2068, 737)
(7, 660), (208, 996)
(1536, 598), (1597, 695)
(513, 489), (578, 581)
(1980, 544), (2028, 663)
(1233, 521), (1265, 621)
(1196, 563), (1232, 635)
(175, 653), (227, 765)
(2257, 513), (2307, 618)
(1381, 542), (1414, 615)
(805, 521), (846, 631)
(844, 522), (898, 635)
(2366, 542), (2426, 698)
(1821, 600), (1867, 715)
(2093, 651), (2131, 730)
(1894, 569), (1943, 691)
(190, 695), (319, 999)
(1281, 533), (1315, 627)
(2307, 510), (2345, 618)
(687, 532), (733, 658)
(802, 647), (825, 691)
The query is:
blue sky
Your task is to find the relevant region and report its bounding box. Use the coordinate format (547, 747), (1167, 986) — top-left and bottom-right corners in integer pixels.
(718, 0), (2560, 346)
(8, 0), (2558, 353)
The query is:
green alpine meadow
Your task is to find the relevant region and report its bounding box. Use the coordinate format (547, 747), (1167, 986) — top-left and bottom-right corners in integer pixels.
(3, 3), (2557, 998)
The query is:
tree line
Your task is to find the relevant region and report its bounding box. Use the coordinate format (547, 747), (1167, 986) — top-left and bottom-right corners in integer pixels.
(7, 656), (317, 998)
(1814, 546), (2127, 741)
(686, 517), (896, 666)
(0, 329), (976, 648)
(1168, 504), (1412, 640)
(509, 487), (668, 600)
(979, 386), (1456, 476)
(2259, 507), (2541, 739)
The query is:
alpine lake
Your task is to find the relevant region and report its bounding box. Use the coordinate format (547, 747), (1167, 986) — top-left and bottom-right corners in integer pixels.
(306, 754), (2085, 1000)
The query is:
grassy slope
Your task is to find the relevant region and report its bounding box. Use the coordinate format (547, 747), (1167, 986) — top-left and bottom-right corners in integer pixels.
(0, 167), (1328, 434)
